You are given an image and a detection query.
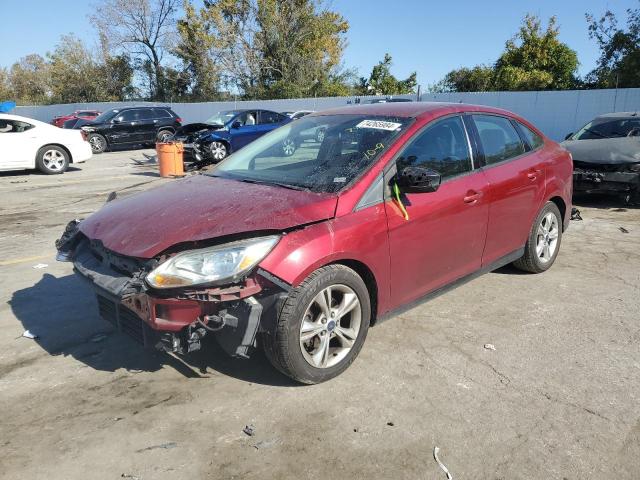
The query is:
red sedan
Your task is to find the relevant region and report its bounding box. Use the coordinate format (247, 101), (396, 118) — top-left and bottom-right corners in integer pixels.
(57, 103), (572, 384)
(51, 110), (101, 128)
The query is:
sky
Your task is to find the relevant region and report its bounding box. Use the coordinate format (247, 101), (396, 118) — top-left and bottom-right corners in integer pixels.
(0, 0), (635, 86)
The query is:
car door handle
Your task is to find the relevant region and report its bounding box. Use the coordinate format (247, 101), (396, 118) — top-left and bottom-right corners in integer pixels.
(463, 190), (482, 203)
(527, 169), (542, 180)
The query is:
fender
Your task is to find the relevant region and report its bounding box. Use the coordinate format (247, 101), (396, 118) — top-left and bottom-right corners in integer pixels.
(258, 205), (392, 316)
(543, 143), (573, 229)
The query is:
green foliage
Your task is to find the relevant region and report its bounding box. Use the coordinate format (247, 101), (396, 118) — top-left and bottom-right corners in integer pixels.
(438, 15), (579, 92)
(585, 3), (640, 88)
(435, 65), (495, 93)
(176, 0), (352, 99)
(355, 53), (417, 95)
(8, 54), (50, 105)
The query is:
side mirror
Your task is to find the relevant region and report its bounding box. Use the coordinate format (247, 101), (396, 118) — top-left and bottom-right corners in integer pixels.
(112, 117), (123, 124)
(397, 166), (441, 193)
(564, 132), (573, 140)
(231, 120), (242, 129)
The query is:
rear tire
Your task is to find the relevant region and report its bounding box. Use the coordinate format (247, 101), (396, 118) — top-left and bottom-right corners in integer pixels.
(262, 264), (371, 384)
(87, 133), (107, 154)
(36, 146), (69, 174)
(513, 202), (562, 273)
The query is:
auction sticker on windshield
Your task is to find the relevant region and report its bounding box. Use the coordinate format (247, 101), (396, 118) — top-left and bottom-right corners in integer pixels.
(356, 119), (402, 131)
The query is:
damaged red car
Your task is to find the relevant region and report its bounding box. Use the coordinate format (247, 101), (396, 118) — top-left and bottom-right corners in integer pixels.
(56, 103), (572, 384)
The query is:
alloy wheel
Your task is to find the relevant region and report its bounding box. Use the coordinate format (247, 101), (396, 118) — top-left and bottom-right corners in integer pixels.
(282, 138), (296, 156)
(89, 136), (104, 152)
(159, 131), (173, 143)
(299, 284), (362, 369)
(536, 212), (559, 263)
(210, 142), (227, 161)
(42, 149), (66, 172)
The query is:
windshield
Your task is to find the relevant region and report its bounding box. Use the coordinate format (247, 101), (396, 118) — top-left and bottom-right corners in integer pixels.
(91, 109), (119, 123)
(209, 114), (412, 193)
(205, 110), (238, 125)
(573, 118), (640, 140)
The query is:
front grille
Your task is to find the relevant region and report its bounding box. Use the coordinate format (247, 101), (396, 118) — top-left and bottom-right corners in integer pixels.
(97, 294), (150, 346)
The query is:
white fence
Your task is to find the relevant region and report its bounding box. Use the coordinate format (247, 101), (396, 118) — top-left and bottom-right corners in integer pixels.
(12, 88), (640, 141)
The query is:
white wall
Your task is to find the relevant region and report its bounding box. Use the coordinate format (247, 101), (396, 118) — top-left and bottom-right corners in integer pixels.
(12, 88), (640, 141)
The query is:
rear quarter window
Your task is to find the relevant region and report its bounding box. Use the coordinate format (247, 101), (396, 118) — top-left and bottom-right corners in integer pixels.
(152, 108), (173, 119)
(518, 122), (544, 150)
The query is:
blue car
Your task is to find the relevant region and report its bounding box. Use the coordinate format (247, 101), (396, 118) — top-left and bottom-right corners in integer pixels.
(176, 109), (293, 165)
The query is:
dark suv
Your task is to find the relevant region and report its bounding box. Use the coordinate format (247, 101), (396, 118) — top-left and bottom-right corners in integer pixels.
(79, 106), (182, 153)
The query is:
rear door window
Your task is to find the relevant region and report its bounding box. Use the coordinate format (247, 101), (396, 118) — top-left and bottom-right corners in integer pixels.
(472, 114), (526, 165)
(0, 119), (34, 133)
(396, 115), (473, 180)
(259, 111), (286, 124)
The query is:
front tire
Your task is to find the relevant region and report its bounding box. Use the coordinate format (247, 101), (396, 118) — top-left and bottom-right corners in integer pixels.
(513, 202), (563, 273)
(157, 129), (174, 143)
(36, 146), (69, 174)
(262, 265), (371, 384)
(208, 141), (228, 162)
(87, 133), (106, 154)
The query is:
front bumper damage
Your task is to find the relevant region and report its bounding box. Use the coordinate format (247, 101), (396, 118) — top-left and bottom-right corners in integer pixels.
(573, 161), (640, 197)
(56, 222), (289, 359)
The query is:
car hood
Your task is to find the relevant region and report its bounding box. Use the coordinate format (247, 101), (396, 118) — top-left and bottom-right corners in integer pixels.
(79, 175), (337, 258)
(561, 138), (640, 164)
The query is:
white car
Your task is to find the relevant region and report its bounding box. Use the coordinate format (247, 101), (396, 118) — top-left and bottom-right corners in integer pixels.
(0, 113), (92, 174)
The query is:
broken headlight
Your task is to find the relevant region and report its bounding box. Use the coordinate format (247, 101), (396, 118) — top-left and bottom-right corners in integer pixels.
(146, 236), (280, 289)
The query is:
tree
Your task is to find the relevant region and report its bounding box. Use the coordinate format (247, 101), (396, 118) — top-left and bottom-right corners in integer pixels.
(175, 0), (351, 99)
(0, 68), (12, 101)
(174, 0), (221, 100)
(91, 0), (180, 100)
(493, 15), (579, 91)
(355, 53), (417, 96)
(585, 3), (640, 88)
(9, 54), (51, 105)
(436, 65), (495, 92)
(48, 35), (101, 103)
(437, 15), (578, 92)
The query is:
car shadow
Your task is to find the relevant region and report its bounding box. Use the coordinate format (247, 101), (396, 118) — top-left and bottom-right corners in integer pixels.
(573, 193), (639, 210)
(0, 166), (82, 178)
(9, 273), (296, 386)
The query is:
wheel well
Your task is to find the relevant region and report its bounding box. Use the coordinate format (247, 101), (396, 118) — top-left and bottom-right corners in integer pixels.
(549, 196), (566, 229)
(37, 144), (72, 163)
(332, 260), (379, 326)
(157, 127), (175, 134)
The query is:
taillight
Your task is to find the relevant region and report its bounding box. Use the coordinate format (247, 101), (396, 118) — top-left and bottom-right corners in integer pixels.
(176, 117), (182, 124)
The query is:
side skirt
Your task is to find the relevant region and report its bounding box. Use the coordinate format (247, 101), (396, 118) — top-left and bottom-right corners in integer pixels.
(376, 247), (525, 323)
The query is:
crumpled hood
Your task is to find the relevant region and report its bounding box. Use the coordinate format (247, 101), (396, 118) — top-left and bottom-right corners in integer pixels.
(561, 138), (640, 164)
(79, 175), (337, 258)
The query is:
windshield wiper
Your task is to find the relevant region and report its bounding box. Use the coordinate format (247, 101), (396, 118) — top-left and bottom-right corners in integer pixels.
(236, 178), (307, 191)
(583, 128), (611, 139)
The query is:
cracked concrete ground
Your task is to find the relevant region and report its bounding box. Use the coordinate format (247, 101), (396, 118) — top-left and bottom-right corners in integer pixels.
(0, 150), (639, 479)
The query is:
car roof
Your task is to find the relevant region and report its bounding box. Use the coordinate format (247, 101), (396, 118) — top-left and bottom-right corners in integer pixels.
(313, 102), (519, 120)
(592, 111), (640, 121)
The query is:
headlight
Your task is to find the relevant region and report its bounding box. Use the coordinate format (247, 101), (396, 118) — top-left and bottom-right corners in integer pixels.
(146, 236), (279, 289)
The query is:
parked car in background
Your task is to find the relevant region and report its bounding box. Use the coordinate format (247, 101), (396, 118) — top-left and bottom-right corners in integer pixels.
(0, 113), (91, 174)
(63, 117), (92, 129)
(56, 102), (572, 384)
(173, 109), (291, 165)
(367, 97), (413, 104)
(79, 106), (181, 154)
(562, 112), (640, 203)
(51, 110), (101, 128)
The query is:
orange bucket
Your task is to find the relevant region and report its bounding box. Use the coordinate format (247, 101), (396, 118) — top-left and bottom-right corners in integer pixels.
(156, 142), (185, 177)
